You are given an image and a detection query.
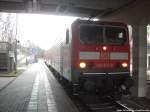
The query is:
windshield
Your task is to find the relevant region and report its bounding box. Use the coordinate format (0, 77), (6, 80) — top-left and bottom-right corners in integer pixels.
(80, 25), (103, 44)
(105, 27), (126, 44)
(80, 25), (127, 45)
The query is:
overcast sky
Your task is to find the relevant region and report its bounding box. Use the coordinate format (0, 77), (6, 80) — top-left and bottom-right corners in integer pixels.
(17, 14), (77, 50)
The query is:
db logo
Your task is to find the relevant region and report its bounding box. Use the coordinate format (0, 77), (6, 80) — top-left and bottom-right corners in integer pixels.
(100, 52), (110, 59)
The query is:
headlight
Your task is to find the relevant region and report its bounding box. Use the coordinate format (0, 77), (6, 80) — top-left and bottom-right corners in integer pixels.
(79, 62), (86, 69)
(121, 62), (128, 68)
(102, 46), (107, 51)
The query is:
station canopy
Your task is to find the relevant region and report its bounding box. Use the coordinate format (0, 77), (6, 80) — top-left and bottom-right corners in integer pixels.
(0, 0), (135, 18)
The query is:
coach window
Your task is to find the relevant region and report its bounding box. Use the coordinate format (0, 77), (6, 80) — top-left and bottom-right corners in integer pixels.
(66, 29), (69, 44)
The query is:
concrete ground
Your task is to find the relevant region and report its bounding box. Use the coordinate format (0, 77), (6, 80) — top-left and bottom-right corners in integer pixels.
(0, 63), (27, 91)
(0, 61), (78, 112)
(0, 77), (15, 90)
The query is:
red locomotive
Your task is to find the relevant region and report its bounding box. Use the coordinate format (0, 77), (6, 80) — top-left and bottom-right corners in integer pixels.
(46, 19), (133, 99)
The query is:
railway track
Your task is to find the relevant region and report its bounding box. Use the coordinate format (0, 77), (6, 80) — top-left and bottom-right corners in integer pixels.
(72, 95), (132, 112)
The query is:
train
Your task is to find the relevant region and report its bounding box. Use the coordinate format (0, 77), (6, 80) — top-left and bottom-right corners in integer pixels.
(45, 19), (133, 99)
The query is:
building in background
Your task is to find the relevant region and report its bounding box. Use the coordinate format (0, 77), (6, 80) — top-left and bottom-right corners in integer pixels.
(0, 13), (17, 72)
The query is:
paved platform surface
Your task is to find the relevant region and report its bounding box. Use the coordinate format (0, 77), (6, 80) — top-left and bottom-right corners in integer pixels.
(0, 62), (78, 112)
(0, 77), (15, 90)
(0, 64), (37, 112)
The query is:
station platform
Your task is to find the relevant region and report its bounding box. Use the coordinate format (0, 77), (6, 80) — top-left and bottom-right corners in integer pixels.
(0, 62), (79, 112)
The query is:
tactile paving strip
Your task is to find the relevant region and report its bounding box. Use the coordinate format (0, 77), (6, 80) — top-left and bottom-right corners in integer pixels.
(27, 73), (39, 112)
(44, 70), (58, 112)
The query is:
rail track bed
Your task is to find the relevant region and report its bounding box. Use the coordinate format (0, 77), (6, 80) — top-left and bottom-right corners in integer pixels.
(71, 95), (131, 112)
(56, 79), (132, 112)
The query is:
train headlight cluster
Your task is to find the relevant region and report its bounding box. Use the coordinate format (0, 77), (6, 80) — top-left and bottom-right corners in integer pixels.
(121, 62), (128, 68)
(80, 62), (86, 69)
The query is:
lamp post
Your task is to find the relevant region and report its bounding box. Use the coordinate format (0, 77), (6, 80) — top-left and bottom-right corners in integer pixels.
(14, 39), (20, 73)
(14, 14), (18, 73)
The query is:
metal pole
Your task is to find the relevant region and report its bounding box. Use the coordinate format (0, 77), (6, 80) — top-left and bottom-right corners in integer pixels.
(14, 14), (18, 73)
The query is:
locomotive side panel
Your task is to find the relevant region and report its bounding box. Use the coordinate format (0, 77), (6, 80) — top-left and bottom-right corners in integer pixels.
(47, 44), (62, 74)
(62, 44), (72, 81)
(46, 32), (66, 75)
(46, 28), (73, 82)
(60, 28), (72, 81)
(70, 22), (80, 84)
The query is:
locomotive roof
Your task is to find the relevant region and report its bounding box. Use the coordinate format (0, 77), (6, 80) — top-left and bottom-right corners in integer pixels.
(72, 19), (128, 27)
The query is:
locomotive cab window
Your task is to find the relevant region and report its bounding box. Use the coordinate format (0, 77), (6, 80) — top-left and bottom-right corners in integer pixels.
(105, 27), (126, 44)
(80, 25), (103, 44)
(80, 25), (127, 45)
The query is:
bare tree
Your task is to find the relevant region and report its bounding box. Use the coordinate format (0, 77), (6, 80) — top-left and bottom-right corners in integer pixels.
(0, 13), (17, 44)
